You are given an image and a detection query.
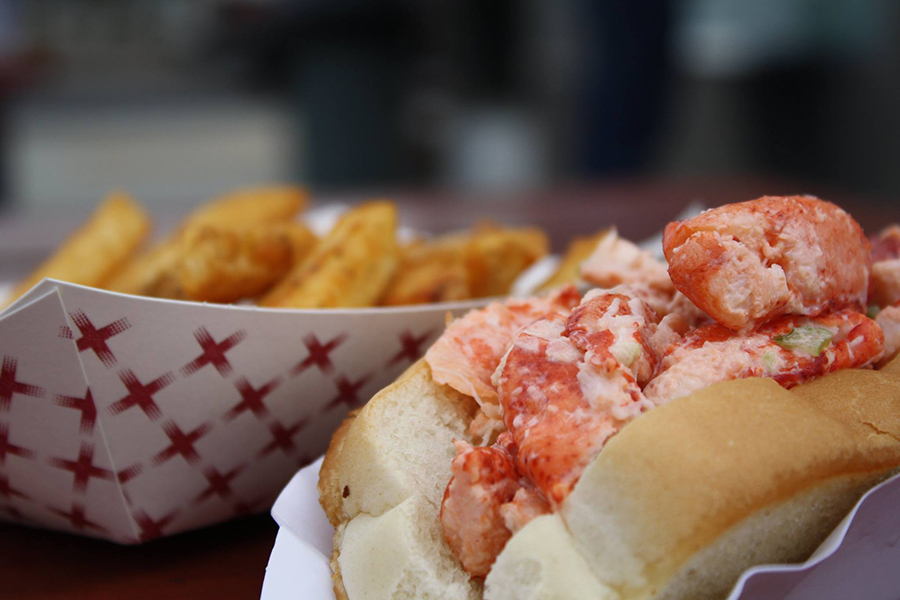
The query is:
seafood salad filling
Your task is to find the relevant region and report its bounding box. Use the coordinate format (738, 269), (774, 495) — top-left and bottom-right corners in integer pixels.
(427, 196), (892, 578)
(870, 225), (900, 358)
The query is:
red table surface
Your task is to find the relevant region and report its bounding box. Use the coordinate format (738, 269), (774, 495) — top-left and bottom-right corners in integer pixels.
(0, 177), (896, 600)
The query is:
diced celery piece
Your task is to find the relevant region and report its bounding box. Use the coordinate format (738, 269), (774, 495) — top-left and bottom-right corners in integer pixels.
(774, 325), (833, 356)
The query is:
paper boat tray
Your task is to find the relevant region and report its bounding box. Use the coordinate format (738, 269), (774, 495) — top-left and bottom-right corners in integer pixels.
(261, 459), (900, 600)
(0, 279), (484, 543)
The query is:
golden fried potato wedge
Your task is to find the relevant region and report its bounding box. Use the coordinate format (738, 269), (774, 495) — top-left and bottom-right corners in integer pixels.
(260, 201), (399, 308)
(106, 185), (308, 297)
(104, 237), (181, 296)
(381, 224), (549, 305)
(465, 223), (549, 297)
(184, 186), (308, 229)
(109, 222), (316, 303)
(539, 230), (610, 291)
(166, 222), (318, 303)
(380, 236), (473, 306)
(5, 191), (151, 307)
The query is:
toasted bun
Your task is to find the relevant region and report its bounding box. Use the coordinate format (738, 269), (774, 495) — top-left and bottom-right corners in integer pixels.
(320, 357), (900, 600)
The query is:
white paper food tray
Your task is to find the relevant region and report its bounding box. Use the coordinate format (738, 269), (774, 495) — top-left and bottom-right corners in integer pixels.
(0, 279), (489, 543)
(261, 458), (900, 600)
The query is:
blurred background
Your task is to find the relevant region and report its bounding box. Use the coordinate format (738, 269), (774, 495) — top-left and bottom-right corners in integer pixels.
(0, 0), (898, 214)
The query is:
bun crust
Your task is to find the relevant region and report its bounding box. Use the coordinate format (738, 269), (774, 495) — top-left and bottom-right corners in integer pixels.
(560, 375), (900, 599)
(319, 357), (900, 599)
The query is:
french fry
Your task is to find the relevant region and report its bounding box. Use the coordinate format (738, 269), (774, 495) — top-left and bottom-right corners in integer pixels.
(538, 230), (610, 291)
(4, 191), (151, 308)
(183, 186), (308, 229)
(172, 222), (317, 303)
(465, 224), (549, 297)
(260, 201), (399, 308)
(16, 186), (549, 310)
(104, 237), (182, 296)
(380, 236), (472, 306)
(109, 222), (317, 303)
(381, 224), (550, 305)
(106, 185), (308, 296)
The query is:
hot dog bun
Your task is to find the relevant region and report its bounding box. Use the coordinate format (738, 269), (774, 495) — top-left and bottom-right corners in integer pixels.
(319, 358), (900, 600)
(318, 360), (481, 600)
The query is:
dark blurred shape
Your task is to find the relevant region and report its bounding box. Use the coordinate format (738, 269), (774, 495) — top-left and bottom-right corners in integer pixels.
(1, 0), (900, 211)
(289, 3), (410, 187)
(0, 0), (46, 205)
(660, 0), (900, 201)
(219, 1), (414, 188)
(578, 0), (671, 175)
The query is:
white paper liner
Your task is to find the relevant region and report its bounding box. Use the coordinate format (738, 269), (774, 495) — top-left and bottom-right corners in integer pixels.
(262, 458), (900, 600)
(262, 457), (335, 600)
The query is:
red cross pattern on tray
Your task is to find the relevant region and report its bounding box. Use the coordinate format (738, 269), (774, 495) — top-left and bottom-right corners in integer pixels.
(223, 376), (281, 422)
(115, 463), (144, 506)
(151, 420), (212, 466)
(0, 473), (30, 501)
(388, 329), (436, 367)
(48, 442), (114, 493)
(0, 356), (45, 412)
(0, 422), (35, 464)
(109, 369), (175, 421)
(193, 465), (246, 504)
(132, 508), (179, 542)
(180, 327), (247, 378)
(54, 388), (97, 435)
(68, 310), (131, 368)
(325, 373), (372, 411)
(290, 333), (347, 376)
(116, 463), (143, 485)
(256, 418), (308, 459)
(47, 501), (107, 533)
